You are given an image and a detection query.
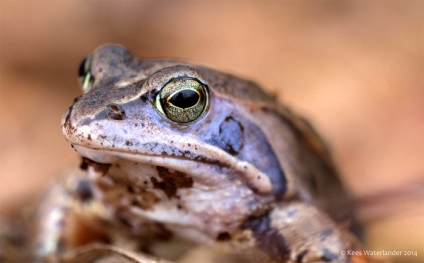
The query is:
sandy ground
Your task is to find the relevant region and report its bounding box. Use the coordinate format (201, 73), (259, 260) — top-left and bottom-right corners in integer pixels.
(1, 1), (423, 262)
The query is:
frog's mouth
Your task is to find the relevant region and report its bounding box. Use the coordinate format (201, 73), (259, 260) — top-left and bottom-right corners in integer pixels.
(71, 143), (272, 195)
(63, 105), (272, 195)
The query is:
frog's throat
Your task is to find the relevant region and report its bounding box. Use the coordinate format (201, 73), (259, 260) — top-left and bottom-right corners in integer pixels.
(72, 144), (272, 195)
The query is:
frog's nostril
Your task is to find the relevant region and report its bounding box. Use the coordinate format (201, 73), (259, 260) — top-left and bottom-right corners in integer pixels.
(107, 104), (126, 120)
(73, 95), (82, 104)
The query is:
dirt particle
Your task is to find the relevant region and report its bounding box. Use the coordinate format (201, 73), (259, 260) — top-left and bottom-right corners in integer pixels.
(216, 232), (231, 241)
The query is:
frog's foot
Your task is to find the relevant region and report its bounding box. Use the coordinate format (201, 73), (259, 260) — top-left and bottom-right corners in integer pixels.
(30, 168), (113, 259)
(244, 202), (356, 263)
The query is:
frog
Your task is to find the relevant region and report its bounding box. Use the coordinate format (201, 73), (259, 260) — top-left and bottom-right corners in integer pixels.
(30, 44), (365, 263)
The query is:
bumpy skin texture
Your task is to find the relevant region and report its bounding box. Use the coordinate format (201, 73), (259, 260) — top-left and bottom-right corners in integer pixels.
(33, 44), (360, 262)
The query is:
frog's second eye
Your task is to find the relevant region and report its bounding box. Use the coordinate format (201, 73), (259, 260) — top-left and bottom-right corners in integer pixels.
(156, 78), (209, 123)
(77, 56), (94, 93)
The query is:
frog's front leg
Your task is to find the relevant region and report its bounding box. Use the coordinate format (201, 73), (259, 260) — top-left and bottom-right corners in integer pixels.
(31, 167), (112, 259)
(244, 202), (356, 263)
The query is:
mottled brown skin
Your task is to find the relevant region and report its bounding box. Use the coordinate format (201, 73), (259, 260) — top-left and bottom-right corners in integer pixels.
(32, 44), (361, 262)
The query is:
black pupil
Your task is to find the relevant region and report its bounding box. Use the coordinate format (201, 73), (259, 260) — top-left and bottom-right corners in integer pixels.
(78, 57), (88, 77)
(169, 89), (200, 108)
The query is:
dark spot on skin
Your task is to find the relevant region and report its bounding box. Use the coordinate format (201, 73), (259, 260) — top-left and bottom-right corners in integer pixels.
(153, 223), (174, 240)
(177, 204), (183, 210)
(140, 94), (149, 102)
(151, 167), (194, 198)
(75, 179), (93, 202)
(183, 150), (192, 157)
(131, 200), (139, 206)
(243, 212), (290, 261)
(287, 209), (298, 217)
(201, 114), (287, 197)
(80, 157), (89, 170)
(216, 232), (231, 241)
(321, 248), (337, 261)
(296, 250), (308, 263)
(218, 116), (244, 155)
(81, 157), (111, 175)
(107, 104), (125, 120)
(87, 134), (92, 141)
(151, 177), (169, 198)
(320, 228), (334, 242)
(125, 140), (133, 146)
(92, 162), (111, 175)
(161, 168), (194, 190)
(127, 185), (134, 193)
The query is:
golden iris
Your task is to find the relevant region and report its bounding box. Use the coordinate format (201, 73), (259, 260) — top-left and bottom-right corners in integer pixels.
(156, 78), (208, 123)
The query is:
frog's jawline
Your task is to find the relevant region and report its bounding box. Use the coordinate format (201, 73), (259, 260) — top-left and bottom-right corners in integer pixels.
(72, 144), (273, 195)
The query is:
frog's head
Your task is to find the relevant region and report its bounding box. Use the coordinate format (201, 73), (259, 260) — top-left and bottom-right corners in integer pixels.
(63, 44), (287, 207)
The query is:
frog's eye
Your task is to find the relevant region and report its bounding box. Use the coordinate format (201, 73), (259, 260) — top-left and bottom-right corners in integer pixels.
(156, 78), (209, 123)
(78, 56), (94, 93)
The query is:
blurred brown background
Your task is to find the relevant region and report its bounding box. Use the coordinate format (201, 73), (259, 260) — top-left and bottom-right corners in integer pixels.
(0, 1), (423, 262)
